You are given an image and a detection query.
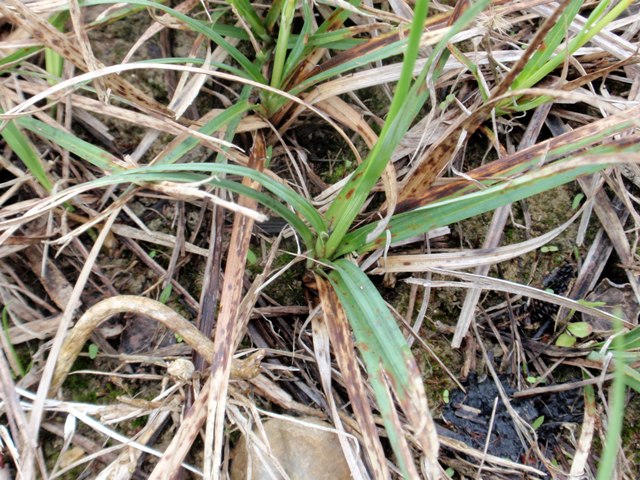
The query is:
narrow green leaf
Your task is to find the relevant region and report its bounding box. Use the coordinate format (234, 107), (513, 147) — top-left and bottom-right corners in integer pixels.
(326, 258), (425, 478)
(270, 0), (296, 90)
(282, 0), (314, 80)
(17, 116), (124, 173)
(616, 326), (640, 351)
(154, 100), (254, 166)
(227, 0), (269, 42)
(623, 364), (640, 394)
(137, 56), (251, 80)
(36, 163), (320, 250)
(1, 112), (53, 191)
(509, 0), (633, 111)
(0, 47), (41, 71)
(597, 319), (627, 480)
(124, 163), (326, 234)
(327, 259), (417, 401)
(337, 154), (617, 256)
(322, 0), (489, 259)
(512, 0), (583, 90)
(44, 11), (70, 85)
(84, 0), (265, 82)
(2, 307), (26, 378)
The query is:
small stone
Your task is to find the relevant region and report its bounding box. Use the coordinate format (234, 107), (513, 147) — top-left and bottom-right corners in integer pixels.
(231, 417), (351, 480)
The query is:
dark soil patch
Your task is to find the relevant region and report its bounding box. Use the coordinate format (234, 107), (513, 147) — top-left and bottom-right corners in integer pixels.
(440, 374), (584, 465)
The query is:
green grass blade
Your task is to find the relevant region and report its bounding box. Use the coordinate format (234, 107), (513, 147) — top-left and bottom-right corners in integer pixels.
(291, 34), (413, 95)
(265, 0), (284, 31)
(337, 154), (620, 256)
(270, 0), (296, 90)
(622, 363), (640, 394)
(44, 11), (69, 85)
(227, 0), (269, 42)
(320, 0), (431, 257)
(512, 0), (632, 93)
(300, 0), (362, 50)
(212, 86), (253, 164)
(283, 0), (314, 80)
(326, 258), (426, 478)
(2, 307), (26, 378)
(322, 0), (489, 259)
(0, 47), (42, 71)
(154, 99), (254, 165)
(14, 114), (325, 238)
(35, 167), (317, 248)
(302, 28), (362, 49)
(17, 116), (125, 173)
(1, 113), (53, 191)
(212, 178), (315, 249)
(511, 0), (582, 90)
(120, 163), (326, 234)
(617, 326), (640, 351)
(597, 320), (627, 480)
(47, 163), (323, 241)
(137, 56), (253, 80)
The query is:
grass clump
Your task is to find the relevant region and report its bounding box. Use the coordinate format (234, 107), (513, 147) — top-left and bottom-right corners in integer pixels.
(1, 1), (640, 478)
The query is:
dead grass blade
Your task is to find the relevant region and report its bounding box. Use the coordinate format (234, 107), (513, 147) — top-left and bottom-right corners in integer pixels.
(397, 103), (640, 212)
(407, 268), (633, 329)
(0, 0), (174, 117)
(315, 274), (390, 479)
(148, 376), (211, 479)
(375, 206), (583, 274)
(20, 208), (119, 479)
(0, 337), (38, 478)
(310, 309), (369, 480)
(569, 384), (596, 477)
(204, 132), (265, 479)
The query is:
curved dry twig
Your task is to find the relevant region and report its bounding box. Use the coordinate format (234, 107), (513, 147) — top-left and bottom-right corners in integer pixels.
(50, 295), (261, 394)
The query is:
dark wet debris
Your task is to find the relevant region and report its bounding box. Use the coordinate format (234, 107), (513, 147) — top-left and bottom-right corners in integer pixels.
(439, 374), (584, 462)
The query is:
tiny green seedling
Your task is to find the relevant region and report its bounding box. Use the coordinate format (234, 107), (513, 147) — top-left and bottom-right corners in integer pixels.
(556, 321), (593, 347)
(442, 389), (450, 404)
(159, 284), (173, 304)
(532, 415), (545, 430)
(88, 343), (99, 360)
(572, 193), (585, 210)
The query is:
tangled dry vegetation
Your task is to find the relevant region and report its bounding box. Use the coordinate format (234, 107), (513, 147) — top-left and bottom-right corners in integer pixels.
(2, 1), (640, 479)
